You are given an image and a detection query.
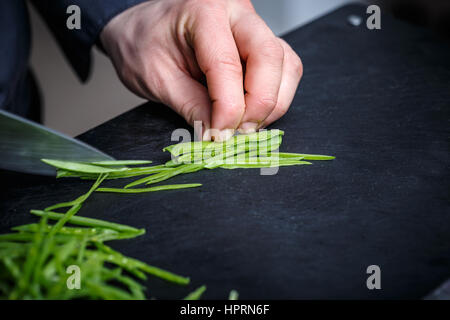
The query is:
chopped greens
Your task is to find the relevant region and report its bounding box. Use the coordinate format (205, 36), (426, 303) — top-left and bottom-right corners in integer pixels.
(89, 160), (152, 166)
(41, 159), (126, 174)
(0, 129), (334, 300)
(96, 183), (202, 194)
(184, 285), (207, 300)
(228, 289), (239, 300)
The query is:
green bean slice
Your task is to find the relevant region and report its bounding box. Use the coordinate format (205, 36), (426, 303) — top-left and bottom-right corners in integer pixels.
(30, 210), (142, 234)
(274, 152), (335, 160)
(184, 285), (207, 300)
(97, 183), (202, 193)
(89, 160), (152, 166)
(41, 159), (126, 174)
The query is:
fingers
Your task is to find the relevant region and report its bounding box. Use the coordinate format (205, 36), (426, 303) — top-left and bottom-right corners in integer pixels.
(189, 4), (245, 140)
(231, 12), (284, 133)
(161, 71), (212, 139)
(261, 38), (303, 127)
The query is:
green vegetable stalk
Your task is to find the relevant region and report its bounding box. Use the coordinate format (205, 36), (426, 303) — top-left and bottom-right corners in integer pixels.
(0, 129), (334, 300)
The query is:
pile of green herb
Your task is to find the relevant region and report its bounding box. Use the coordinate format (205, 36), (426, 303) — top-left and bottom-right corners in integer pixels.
(51, 130), (334, 191)
(0, 130), (333, 299)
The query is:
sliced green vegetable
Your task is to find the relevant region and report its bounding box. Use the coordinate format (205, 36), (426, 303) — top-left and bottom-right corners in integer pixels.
(93, 243), (190, 285)
(184, 285), (207, 300)
(96, 183), (202, 193)
(164, 129), (283, 157)
(275, 152), (335, 160)
(89, 160), (152, 166)
(41, 159), (126, 174)
(219, 160), (312, 169)
(30, 210), (142, 234)
(1, 129), (334, 300)
(12, 223), (143, 242)
(45, 173), (108, 212)
(228, 290), (239, 300)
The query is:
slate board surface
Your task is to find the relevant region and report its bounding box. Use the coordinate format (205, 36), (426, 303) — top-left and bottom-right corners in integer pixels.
(1, 4), (449, 299)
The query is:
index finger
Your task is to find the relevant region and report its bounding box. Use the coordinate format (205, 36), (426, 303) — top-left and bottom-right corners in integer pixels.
(189, 5), (245, 140)
(232, 13), (284, 133)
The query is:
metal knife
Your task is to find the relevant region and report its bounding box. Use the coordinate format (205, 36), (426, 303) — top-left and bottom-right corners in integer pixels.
(0, 109), (114, 176)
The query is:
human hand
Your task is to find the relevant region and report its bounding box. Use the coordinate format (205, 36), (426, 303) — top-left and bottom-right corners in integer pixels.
(100, 0), (302, 141)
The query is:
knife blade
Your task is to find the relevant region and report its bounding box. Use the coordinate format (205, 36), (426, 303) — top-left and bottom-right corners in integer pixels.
(0, 110), (114, 176)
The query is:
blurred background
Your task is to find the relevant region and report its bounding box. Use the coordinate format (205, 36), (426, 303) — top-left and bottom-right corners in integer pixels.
(29, 0), (449, 136)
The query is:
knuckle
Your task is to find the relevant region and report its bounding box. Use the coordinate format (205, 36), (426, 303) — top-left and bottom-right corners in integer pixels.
(255, 94), (278, 112)
(291, 54), (303, 78)
(259, 38), (284, 62)
(187, 0), (224, 13)
(218, 101), (245, 121)
(229, 0), (254, 12)
(211, 53), (243, 76)
(181, 0), (199, 16)
(278, 38), (303, 78)
(239, 0), (254, 10)
(179, 97), (201, 124)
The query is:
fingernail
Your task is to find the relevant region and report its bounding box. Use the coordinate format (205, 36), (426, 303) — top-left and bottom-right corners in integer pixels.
(214, 129), (235, 142)
(238, 122), (258, 134)
(202, 129), (211, 141)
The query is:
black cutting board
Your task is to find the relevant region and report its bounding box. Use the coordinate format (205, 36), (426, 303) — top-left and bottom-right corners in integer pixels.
(1, 4), (449, 299)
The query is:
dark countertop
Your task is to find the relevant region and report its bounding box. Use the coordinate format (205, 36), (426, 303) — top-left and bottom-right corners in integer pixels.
(1, 4), (449, 299)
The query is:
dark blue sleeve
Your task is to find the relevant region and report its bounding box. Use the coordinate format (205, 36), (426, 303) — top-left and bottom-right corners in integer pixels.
(31, 0), (147, 81)
(0, 0), (31, 112)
